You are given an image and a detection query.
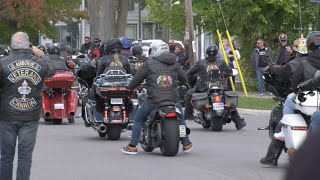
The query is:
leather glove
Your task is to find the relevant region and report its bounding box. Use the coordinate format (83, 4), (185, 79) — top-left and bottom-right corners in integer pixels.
(297, 79), (314, 91)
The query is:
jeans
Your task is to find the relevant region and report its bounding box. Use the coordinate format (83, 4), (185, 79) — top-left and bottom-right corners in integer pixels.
(0, 120), (39, 180)
(310, 111), (320, 133)
(130, 100), (191, 146)
(256, 67), (265, 94)
(283, 93), (296, 115)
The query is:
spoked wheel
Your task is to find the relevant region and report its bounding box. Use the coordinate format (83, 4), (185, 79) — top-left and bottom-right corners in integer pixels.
(52, 119), (62, 125)
(210, 117), (223, 132)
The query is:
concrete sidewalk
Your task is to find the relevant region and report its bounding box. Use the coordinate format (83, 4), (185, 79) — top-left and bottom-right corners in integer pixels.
(236, 91), (275, 98)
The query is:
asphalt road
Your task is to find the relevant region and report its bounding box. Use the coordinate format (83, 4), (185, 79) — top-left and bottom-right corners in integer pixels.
(11, 108), (288, 180)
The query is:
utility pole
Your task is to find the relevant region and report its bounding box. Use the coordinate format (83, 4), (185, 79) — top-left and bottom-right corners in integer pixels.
(138, 0), (142, 45)
(185, 0), (196, 66)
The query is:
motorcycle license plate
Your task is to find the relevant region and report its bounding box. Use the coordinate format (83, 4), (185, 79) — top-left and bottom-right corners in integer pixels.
(179, 125), (186, 137)
(54, 104), (64, 109)
(110, 98), (123, 105)
(212, 103), (224, 110)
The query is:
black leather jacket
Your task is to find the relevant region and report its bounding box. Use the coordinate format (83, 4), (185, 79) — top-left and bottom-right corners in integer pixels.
(187, 58), (232, 92)
(0, 49), (55, 121)
(96, 54), (131, 76)
(128, 52), (187, 105)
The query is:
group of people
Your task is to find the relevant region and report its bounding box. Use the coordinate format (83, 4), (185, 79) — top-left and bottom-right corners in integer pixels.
(0, 30), (248, 179)
(258, 31), (320, 169)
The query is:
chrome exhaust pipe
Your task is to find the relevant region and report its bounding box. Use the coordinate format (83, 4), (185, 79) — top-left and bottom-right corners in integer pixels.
(69, 112), (75, 117)
(127, 123), (133, 130)
(45, 112), (51, 117)
(99, 124), (107, 133)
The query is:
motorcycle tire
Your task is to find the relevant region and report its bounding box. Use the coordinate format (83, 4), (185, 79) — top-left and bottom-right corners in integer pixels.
(141, 143), (154, 152)
(160, 119), (180, 156)
(107, 124), (122, 140)
(202, 123), (210, 129)
(210, 117), (223, 132)
(44, 119), (52, 122)
(68, 117), (75, 123)
(52, 119), (62, 125)
(98, 131), (107, 137)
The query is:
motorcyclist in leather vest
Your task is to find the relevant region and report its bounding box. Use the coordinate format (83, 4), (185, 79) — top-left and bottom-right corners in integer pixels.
(260, 31), (320, 167)
(184, 45), (246, 130)
(47, 45), (73, 71)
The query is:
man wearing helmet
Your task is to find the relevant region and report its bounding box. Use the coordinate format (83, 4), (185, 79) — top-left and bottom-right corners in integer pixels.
(260, 32), (320, 167)
(47, 45), (74, 71)
(184, 44), (246, 130)
(129, 45), (148, 75)
(274, 33), (294, 65)
(121, 41), (192, 154)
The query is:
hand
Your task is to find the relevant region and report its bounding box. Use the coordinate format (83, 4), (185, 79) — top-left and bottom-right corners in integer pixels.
(31, 46), (44, 58)
(286, 46), (293, 54)
(297, 80), (310, 91)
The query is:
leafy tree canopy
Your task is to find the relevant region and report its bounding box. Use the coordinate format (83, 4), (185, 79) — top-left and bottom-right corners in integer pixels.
(0, 0), (87, 44)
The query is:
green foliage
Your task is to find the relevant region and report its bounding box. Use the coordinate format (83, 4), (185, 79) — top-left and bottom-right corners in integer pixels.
(0, 0), (87, 44)
(238, 96), (278, 110)
(144, 0), (318, 90)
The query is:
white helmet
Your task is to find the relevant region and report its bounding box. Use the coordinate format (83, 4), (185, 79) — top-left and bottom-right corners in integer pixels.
(293, 38), (308, 55)
(149, 41), (169, 57)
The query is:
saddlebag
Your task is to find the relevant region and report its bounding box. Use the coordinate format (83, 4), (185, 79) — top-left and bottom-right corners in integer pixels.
(191, 92), (209, 110)
(224, 91), (238, 108)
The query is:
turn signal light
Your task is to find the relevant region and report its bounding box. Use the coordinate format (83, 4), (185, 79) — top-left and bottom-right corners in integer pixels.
(214, 96), (220, 103)
(291, 126), (308, 130)
(165, 112), (177, 117)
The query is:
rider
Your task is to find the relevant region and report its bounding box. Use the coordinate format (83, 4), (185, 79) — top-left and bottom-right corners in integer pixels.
(184, 45), (246, 130)
(121, 41), (193, 155)
(130, 45), (148, 74)
(260, 31), (320, 167)
(47, 44), (74, 70)
(96, 38), (131, 76)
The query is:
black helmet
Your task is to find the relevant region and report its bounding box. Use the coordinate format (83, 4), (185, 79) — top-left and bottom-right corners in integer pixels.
(37, 45), (46, 53)
(307, 31), (320, 51)
(206, 44), (219, 57)
(47, 44), (60, 55)
(131, 45), (143, 56)
(105, 38), (123, 54)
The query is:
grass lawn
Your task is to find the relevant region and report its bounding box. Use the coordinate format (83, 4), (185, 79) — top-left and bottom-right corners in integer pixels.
(237, 96), (278, 110)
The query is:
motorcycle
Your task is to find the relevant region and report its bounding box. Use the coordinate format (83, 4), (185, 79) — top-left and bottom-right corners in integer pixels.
(138, 92), (187, 156)
(83, 69), (134, 140)
(42, 68), (78, 124)
(191, 69), (239, 131)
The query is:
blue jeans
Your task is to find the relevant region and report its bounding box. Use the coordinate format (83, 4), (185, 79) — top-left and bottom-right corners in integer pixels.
(130, 100), (191, 146)
(310, 111), (320, 133)
(283, 93), (297, 115)
(256, 67), (265, 94)
(0, 120), (39, 180)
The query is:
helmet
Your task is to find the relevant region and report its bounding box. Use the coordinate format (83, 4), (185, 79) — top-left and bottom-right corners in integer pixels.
(119, 37), (132, 49)
(293, 38), (308, 54)
(131, 45), (143, 56)
(104, 38), (123, 54)
(37, 45), (46, 53)
(279, 33), (288, 41)
(206, 44), (219, 57)
(149, 41), (169, 57)
(307, 31), (320, 51)
(47, 44), (60, 55)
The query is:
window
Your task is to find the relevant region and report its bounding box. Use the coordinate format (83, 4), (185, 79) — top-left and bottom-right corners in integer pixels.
(126, 24), (137, 40)
(128, 0), (135, 11)
(143, 23), (153, 39)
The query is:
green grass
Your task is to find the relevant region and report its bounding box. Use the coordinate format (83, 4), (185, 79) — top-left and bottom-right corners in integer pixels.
(237, 96), (278, 110)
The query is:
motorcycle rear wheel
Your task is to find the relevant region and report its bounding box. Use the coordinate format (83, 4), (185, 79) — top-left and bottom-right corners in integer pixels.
(52, 119), (62, 125)
(44, 119), (52, 122)
(160, 119), (180, 156)
(210, 117), (223, 132)
(107, 124), (122, 140)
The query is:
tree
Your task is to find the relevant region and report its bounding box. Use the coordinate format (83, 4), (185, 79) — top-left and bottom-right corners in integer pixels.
(0, 0), (87, 44)
(87, 0), (128, 41)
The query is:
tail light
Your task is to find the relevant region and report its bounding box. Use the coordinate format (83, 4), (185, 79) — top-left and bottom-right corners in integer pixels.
(122, 110), (126, 120)
(291, 126), (308, 130)
(165, 112), (177, 118)
(104, 110), (108, 117)
(213, 95), (220, 103)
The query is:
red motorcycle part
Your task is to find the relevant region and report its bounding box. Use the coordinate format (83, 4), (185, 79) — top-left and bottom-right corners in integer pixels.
(44, 70), (74, 88)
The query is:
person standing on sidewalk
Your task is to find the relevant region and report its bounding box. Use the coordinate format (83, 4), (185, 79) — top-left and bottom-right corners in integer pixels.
(274, 33), (294, 65)
(250, 38), (273, 96)
(0, 32), (55, 180)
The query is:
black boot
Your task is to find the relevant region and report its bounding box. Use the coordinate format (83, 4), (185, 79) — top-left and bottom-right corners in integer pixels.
(230, 109), (246, 130)
(184, 89), (194, 120)
(260, 137), (284, 167)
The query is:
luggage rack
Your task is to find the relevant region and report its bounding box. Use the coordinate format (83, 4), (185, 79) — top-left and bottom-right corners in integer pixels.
(97, 70), (132, 87)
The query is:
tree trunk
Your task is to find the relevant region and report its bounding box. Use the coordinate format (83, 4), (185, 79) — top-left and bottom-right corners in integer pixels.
(88, 0), (128, 41)
(318, 4), (320, 31)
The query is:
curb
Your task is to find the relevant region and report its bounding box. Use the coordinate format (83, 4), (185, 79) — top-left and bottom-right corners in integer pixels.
(238, 108), (271, 115)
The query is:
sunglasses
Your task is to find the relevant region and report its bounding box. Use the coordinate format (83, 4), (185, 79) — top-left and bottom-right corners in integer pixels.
(281, 40), (287, 42)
